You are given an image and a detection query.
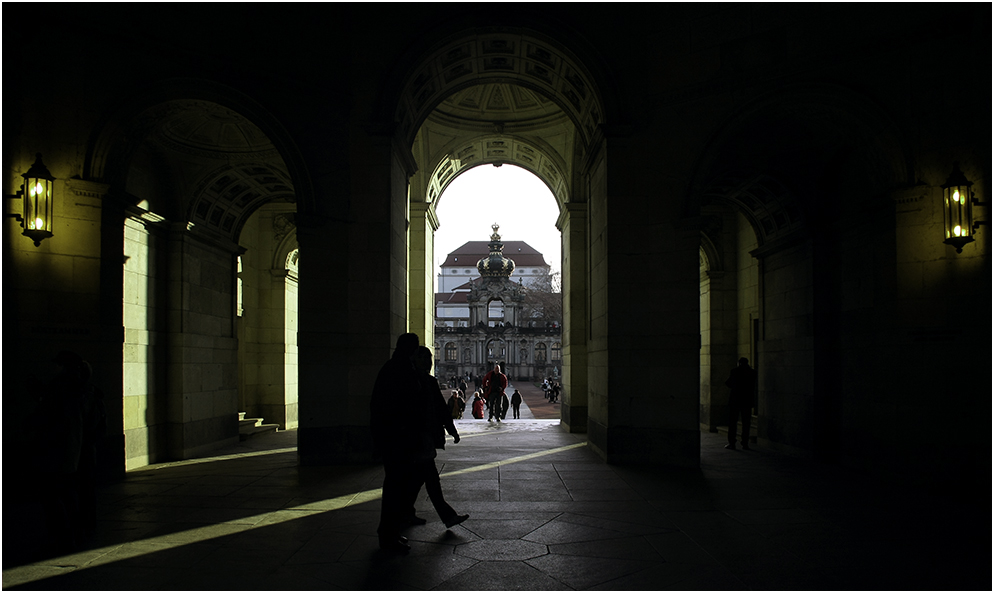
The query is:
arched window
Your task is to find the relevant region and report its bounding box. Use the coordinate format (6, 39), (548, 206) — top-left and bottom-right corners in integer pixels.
(551, 342), (562, 361)
(444, 342), (457, 362)
(535, 342), (547, 362)
(488, 299), (504, 326)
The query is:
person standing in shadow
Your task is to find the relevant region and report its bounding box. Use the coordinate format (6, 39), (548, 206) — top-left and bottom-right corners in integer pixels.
(510, 389), (522, 419)
(75, 360), (107, 544)
(725, 357), (757, 450)
(370, 333), (422, 553)
(408, 346), (469, 530)
(36, 350), (87, 553)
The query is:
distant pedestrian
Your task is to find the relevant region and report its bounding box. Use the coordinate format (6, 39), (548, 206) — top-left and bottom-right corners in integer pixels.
(448, 391), (465, 419)
(472, 392), (485, 419)
(482, 364), (508, 422)
(550, 382), (561, 403)
(510, 389), (522, 419)
(724, 357), (757, 450)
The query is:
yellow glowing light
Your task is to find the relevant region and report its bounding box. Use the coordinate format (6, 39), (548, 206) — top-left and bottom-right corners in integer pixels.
(952, 190), (960, 203)
(953, 225), (962, 237)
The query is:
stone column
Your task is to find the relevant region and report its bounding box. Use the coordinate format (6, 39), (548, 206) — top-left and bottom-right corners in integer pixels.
(586, 132), (701, 467)
(297, 130), (415, 465)
(558, 202), (588, 433)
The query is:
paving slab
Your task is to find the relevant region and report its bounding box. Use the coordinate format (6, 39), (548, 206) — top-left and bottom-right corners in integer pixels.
(3, 426), (988, 591)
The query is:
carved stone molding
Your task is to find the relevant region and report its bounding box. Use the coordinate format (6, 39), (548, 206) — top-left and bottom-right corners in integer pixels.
(890, 185), (933, 205)
(273, 213), (297, 243)
(65, 178), (111, 199)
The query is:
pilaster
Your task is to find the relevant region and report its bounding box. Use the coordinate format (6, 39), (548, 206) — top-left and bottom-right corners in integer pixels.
(409, 200), (440, 353)
(558, 202), (588, 432)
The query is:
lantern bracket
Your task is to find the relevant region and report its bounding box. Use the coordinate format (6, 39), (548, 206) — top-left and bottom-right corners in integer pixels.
(7, 193), (24, 223)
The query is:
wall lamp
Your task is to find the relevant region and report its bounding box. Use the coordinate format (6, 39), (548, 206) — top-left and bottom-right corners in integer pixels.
(10, 153), (55, 246)
(941, 162), (984, 253)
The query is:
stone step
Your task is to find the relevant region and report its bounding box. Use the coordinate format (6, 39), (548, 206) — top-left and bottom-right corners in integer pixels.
(239, 423), (279, 441)
(237, 412), (279, 441)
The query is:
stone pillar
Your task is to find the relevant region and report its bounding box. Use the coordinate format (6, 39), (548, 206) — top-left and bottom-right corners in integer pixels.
(586, 133), (701, 467)
(297, 130), (415, 465)
(409, 201), (439, 354)
(558, 202), (588, 432)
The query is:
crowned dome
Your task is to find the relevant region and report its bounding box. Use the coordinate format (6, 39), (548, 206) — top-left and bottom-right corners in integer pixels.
(477, 224), (516, 278)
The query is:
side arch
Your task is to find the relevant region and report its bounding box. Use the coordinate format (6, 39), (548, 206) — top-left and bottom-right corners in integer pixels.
(84, 78), (313, 214)
(685, 81), (914, 218)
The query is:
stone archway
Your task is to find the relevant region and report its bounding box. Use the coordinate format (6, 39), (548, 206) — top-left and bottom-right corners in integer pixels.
(92, 93), (300, 468)
(393, 29), (609, 437)
(688, 84), (913, 459)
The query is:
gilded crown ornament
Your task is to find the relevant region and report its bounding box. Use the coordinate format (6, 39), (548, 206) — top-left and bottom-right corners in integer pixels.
(477, 223), (516, 278)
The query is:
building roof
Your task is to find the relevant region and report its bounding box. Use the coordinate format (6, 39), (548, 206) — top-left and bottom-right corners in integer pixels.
(436, 292), (469, 304)
(442, 241), (549, 267)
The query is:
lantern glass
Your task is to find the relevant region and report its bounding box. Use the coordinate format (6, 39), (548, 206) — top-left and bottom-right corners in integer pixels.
(20, 153), (55, 246)
(941, 163), (975, 252)
(24, 177), (53, 232)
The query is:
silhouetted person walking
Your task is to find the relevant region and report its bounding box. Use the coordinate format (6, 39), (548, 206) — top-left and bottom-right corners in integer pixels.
(370, 333), (422, 552)
(510, 389), (522, 419)
(725, 357), (757, 450)
(408, 347), (469, 530)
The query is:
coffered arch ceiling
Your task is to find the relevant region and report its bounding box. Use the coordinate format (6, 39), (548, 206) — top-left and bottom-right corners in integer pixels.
(414, 81), (576, 209)
(400, 31), (606, 211)
(424, 131), (570, 208)
(701, 173), (803, 255)
(123, 99), (295, 240)
(396, 32), (603, 147)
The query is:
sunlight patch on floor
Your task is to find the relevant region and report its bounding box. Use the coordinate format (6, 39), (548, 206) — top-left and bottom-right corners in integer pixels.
(3, 441), (585, 586)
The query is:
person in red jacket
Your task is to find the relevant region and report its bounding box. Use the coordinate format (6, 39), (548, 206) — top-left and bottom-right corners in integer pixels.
(482, 363), (508, 422)
(471, 392), (485, 419)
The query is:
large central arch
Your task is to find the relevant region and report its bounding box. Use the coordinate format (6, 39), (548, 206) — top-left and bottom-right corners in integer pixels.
(391, 27), (608, 438)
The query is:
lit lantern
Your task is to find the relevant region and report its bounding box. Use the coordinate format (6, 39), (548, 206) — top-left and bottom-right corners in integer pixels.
(18, 153), (55, 246)
(941, 163), (976, 253)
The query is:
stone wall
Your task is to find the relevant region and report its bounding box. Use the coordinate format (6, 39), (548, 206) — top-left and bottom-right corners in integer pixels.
(237, 206), (298, 429)
(164, 232), (239, 459)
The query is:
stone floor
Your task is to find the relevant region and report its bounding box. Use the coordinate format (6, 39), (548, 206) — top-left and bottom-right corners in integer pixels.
(2, 402), (987, 590)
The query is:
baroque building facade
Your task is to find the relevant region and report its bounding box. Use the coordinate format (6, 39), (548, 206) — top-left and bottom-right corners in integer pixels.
(434, 225), (562, 383)
(2, 5), (989, 486)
